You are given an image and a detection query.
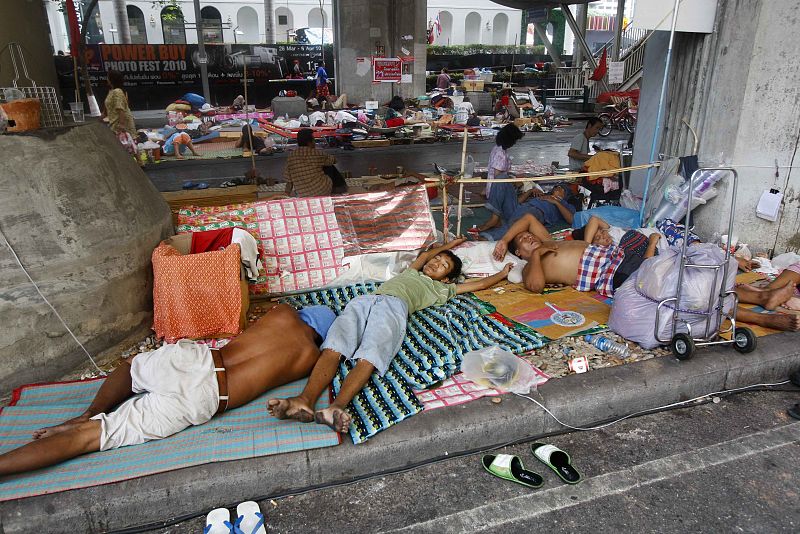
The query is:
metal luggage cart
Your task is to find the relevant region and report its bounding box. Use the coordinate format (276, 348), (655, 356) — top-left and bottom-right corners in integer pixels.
(654, 167), (757, 360)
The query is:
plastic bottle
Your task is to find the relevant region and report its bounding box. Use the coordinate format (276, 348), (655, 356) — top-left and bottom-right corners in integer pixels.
(468, 224), (480, 239)
(584, 334), (630, 358)
(464, 155), (475, 179)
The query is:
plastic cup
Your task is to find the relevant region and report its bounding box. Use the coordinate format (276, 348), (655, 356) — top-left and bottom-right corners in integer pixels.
(69, 102), (85, 123)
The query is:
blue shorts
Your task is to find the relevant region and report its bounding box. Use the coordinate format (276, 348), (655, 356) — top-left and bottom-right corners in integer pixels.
(320, 295), (408, 376)
(297, 305), (336, 342)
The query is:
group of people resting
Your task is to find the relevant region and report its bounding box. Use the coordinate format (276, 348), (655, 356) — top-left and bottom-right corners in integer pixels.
(3, 204), (798, 479)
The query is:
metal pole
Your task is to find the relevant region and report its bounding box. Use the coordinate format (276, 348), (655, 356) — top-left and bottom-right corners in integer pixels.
(613, 0), (626, 61)
(639, 0), (681, 227)
(533, 23), (562, 67)
(572, 2), (587, 68)
(561, 3), (610, 92)
(192, 0), (211, 104)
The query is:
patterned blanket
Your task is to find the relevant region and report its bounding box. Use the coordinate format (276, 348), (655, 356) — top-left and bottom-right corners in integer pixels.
(176, 187), (437, 295)
(282, 283), (547, 444)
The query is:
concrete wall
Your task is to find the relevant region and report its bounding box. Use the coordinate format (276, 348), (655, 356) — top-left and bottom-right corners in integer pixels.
(334, 0), (427, 105)
(0, 122), (173, 392)
(631, 0), (800, 255)
(0, 0), (60, 93)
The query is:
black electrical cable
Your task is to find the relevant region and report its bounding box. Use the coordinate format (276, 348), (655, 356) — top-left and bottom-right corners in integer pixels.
(106, 382), (799, 533)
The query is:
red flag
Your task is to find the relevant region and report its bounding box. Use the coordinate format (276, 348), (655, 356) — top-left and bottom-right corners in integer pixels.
(65, 0), (81, 57)
(590, 48), (607, 81)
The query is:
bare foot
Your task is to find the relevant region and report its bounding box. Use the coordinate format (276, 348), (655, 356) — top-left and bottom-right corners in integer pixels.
(760, 313), (800, 332)
(267, 397), (314, 423)
(314, 406), (352, 433)
(782, 297), (800, 311)
(764, 282), (796, 310)
(32, 414), (90, 440)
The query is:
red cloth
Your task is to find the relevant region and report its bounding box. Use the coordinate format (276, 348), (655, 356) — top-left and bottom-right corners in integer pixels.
(385, 117), (405, 128)
(590, 48), (608, 81)
(190, 228), (233, 254)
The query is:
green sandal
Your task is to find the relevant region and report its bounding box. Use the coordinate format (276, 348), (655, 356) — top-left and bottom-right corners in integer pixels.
(482, 454), (544, 488)
(531, 442), (582, 484)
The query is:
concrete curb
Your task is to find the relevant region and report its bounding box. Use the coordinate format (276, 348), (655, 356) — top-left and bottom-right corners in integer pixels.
(2, 333), (799, 533)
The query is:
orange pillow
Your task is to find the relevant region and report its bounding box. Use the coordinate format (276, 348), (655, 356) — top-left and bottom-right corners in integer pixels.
(152, 243), (242, 341)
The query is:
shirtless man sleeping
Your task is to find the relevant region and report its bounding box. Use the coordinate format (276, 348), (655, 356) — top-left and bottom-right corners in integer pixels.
(493, 213), (800, 331)
(0, 304), (336, 477)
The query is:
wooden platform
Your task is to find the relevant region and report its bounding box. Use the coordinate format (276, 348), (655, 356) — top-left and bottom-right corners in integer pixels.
(352, 139), (391, 148)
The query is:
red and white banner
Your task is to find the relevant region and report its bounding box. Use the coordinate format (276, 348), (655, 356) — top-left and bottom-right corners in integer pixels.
(373, 57), (402, 83)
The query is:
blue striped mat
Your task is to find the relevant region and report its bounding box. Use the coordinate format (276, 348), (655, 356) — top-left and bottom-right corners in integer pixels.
(282, 283), (547, 444)
(0, 378), (340, 501)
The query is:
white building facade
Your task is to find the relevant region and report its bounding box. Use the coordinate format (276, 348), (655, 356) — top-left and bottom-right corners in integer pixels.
(426, 1), (522, 46)
(45, 0), (522, 50)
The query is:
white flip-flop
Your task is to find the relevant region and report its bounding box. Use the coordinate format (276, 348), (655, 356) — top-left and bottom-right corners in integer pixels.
(204, 507), (233, 534)
(235, 501), (266, 534)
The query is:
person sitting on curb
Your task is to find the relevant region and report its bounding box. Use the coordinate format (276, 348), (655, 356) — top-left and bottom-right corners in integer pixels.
(284, 128), (348, 196)
(268, 237), (515, 433)
(235, 124), (275, 156)
(162, 130), (200, 160)
(494, 214), (800, 331)
(568, 117), (603, 171)
(0, 304), (337, 477)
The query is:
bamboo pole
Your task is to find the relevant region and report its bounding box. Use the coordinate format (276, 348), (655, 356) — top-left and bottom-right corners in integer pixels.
(456, 124), (469, 237)
(440, 173), (448, 244)
(243, 61), (257, 173)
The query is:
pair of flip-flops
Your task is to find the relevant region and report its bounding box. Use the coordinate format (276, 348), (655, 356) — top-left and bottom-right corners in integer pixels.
(482, 442), (582, 489)
(205, 501), (266, 534)
(183, 181), (209, 190)
(220, 178), (248, 188)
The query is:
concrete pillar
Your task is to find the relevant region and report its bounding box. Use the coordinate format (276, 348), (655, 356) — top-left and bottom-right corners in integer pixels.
(0, 123), (173, 392)
(0, 0), (60, 93)
(334, 0), (427, 105)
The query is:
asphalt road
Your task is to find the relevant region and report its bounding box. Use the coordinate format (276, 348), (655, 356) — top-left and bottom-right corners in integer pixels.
(143, 123), (630, 192)
(156, 386), (800, 533)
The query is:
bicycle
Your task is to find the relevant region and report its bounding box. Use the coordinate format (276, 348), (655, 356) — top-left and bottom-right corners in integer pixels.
(598, 100), (637, 136)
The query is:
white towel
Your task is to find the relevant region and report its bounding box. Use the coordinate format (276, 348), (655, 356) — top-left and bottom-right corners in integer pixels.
(232, 228), (262, 280)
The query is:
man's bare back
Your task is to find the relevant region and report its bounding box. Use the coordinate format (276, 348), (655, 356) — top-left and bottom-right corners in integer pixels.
(222, 303), (322, 409)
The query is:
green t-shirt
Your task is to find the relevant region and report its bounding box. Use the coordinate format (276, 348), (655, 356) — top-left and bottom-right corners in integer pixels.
(375, 268), (456, 314)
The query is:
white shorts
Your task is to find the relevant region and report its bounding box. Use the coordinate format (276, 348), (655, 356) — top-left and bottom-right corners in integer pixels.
(91, 340), (220, 450)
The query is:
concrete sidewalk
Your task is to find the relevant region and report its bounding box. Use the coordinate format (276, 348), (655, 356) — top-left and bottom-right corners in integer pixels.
(2, 332), (798, 533)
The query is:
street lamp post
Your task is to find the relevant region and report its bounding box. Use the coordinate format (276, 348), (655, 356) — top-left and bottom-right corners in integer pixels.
(108, 27), (118, 44)
(233, 26), (244, 44)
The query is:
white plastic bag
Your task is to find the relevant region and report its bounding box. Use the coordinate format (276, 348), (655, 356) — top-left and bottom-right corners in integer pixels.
(461, 346), (538, 394)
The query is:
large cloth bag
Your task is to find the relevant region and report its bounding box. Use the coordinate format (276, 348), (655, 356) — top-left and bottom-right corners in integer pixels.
(609, 244), (737, 349)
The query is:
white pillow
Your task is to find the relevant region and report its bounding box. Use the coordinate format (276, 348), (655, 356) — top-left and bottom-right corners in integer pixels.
(452, 241), (526, 284)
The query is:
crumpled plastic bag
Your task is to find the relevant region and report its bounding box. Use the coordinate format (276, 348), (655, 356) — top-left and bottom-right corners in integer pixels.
(609, 244), (738, 349)
(461, 346), (538, 394)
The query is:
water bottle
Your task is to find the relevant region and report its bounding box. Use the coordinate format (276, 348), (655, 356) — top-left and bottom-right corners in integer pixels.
(584, 334), (630, 358)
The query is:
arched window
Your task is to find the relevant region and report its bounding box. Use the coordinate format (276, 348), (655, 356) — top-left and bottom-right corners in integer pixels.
(492, 13), (508, 45)
(438, 11), (453, 45)
(236, 6), (259, 43)
(275, 7), (294, 41)
(464, 12), (481, 45)
(161, 6), (186, 44)
(308, 7), (327, 28)
(126, 5), (147, 44)
(200, 6), (223, 44)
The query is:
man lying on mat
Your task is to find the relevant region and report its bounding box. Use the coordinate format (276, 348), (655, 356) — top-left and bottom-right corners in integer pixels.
(0, 304), (336, 477)
(492, 213), (656, 298)
(493, 214), (800, 332)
